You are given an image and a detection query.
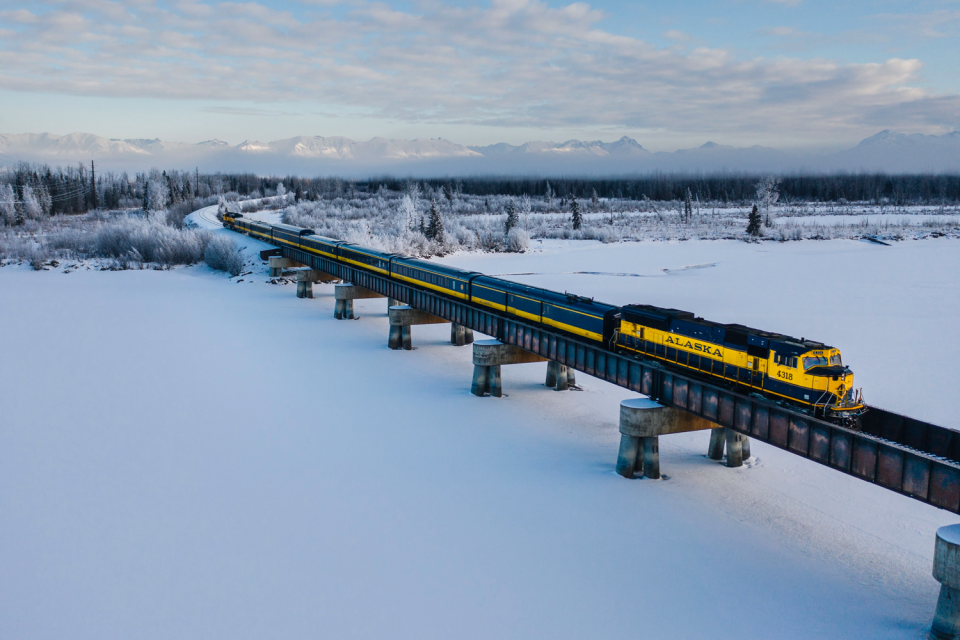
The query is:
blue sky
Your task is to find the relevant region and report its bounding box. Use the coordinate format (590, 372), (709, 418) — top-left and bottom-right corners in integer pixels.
(0, 0), (957, 150)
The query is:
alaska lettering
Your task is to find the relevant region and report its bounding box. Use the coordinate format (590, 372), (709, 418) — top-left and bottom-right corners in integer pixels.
(664, 334), (722, 357)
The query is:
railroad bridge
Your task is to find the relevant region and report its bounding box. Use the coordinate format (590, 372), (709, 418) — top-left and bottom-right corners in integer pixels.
(262, 241), (960, 638)
(280, 244), (960, 513)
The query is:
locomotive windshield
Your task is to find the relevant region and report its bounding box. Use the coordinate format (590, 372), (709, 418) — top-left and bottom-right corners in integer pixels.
(803, 355), (829, 369)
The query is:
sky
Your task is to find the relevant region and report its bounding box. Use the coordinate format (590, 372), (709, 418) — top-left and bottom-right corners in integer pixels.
(0, 0), (958, 151)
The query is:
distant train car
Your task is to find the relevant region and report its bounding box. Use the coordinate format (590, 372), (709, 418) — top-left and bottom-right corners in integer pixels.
(469, 276), (540, 320)
(614, 304), (864, 420)
(299, 234), (344, 260)
(235, 218), (274, 243)
(271, 223), (314, 248)
(540, 290), (619, 344)
(391, 257), (475, 300)
(469, 276), (618, 342)
(337, 244), (395, 275)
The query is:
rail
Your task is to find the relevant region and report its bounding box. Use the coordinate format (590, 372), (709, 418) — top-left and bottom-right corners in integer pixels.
(282, 244), (960, 514)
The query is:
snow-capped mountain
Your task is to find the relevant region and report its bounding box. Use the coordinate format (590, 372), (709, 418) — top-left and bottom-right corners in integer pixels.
(835, 130), (960, 173)
(471, 136), (649, 157)
(1, 130), (958, 175)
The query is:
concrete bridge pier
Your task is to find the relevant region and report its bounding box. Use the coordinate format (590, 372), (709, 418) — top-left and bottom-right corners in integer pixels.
(388, 305), (447, 350)
(545, 361), (576, 391)
(451, 323), (474, 346)
(706, 427), (751, 467)
(295, 269), (338, 298)
(268, 256), (303, 277)
(334, 283), (385, 319)
(616, 399), (716, 480)
(471, 339), (548, 398)
(931, 525), (960, 640)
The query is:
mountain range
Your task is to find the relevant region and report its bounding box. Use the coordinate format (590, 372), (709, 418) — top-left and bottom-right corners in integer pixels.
(1, 130), (958, 175)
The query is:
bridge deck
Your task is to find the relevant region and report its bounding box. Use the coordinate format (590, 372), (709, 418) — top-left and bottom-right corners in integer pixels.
(284, 245), (960, 514)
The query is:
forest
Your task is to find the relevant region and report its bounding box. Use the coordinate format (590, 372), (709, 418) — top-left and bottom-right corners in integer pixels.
(2, 162), (960, 226)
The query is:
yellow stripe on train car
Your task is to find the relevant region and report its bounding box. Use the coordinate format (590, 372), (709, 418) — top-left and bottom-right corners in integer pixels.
(338, 256), (390, 275)
(392, 273), (470, 300)
(300, 246), (337, 259)
(506, 307), (541, 324)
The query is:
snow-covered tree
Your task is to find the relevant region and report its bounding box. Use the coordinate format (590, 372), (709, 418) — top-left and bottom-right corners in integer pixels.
(519, 194), (532, 229)
(276, 182), (286, 198)
(591, 188), (599, 206)
(21, 184), (42, 220)
(756, 176), (781, 227)
(0, 184), (14, 225)
(397, 193), (418, 231)
(504, 198), (518, 234)
(571, 199), (582, 230)
(145, 178), (170, 211)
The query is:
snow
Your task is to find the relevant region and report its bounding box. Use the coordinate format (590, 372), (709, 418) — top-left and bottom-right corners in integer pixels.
(2, 235), (959, 639)
(937, 525), (960, 547)
(622, 398), (663, 410)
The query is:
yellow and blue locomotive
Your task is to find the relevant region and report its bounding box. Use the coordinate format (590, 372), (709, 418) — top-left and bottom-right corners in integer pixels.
(614, 305), (864, 420)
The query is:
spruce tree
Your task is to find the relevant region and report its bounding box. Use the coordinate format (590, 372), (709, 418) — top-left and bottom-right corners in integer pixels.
(426, 199), (444, 243)
(91, 161), (98, 210)
(295, 184), (304, 202)
(504, 199), (518, 234)
(571, 199), (582, 230)
(746, 204), (762, 236)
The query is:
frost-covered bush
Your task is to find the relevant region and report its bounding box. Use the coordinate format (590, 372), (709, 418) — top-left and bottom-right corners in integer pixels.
(506, 228), (529, 252)
(204, 235), (243, 276)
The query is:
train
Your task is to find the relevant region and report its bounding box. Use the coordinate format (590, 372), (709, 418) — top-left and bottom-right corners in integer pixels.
(224, 212), (866, 423)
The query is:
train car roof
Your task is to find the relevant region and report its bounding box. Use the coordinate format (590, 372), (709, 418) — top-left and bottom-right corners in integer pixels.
(301, 234), (343, 245)
(471, 275), (543, 296)
(392, 256), (478, 279)
(338, 243), (398, 259)
(240, 219), (271, 229)
(272, 223), (315, 235)
(539, 287), (619, 313)
(622, 304), (833, 351)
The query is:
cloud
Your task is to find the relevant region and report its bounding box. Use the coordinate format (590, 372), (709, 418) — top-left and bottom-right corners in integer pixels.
(201, 106), (302, 116)
(0, 0), (956, 143)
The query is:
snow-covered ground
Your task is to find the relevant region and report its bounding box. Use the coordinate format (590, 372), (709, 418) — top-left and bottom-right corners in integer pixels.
(2, 227), (958, 640)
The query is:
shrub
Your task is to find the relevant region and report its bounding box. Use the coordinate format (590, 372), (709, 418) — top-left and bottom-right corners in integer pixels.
(505, 228), (529, 252)
(204, 235), (244, 276)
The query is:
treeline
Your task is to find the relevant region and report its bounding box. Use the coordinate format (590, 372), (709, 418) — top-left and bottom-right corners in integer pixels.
(399, 174), (960, 204)
(277, 173), (960, 204)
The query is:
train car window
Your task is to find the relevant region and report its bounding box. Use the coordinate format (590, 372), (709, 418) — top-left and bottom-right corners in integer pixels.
(803, 356), (829, 369)
(790, 356), (798, 368)
(830, 354), (842, 365)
